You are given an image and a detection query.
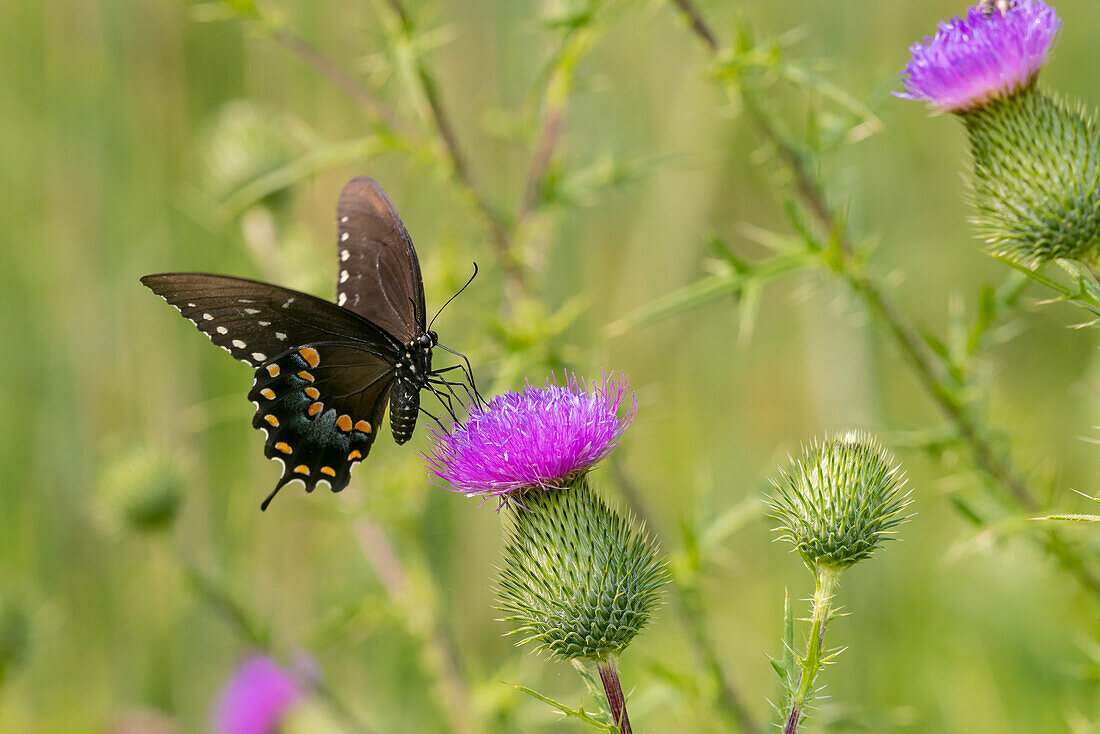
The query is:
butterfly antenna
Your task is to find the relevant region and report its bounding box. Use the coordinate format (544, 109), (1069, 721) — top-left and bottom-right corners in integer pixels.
(428, 262), (478, 332)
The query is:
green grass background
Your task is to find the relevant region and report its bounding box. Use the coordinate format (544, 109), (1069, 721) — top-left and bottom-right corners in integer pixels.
(3, 0), (1100, 731)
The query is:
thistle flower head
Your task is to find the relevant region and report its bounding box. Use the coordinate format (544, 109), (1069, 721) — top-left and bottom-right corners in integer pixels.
(897, 1), (1061, 113)
(497, 477), (666, 661)
(424, 372), (636, 498)
(213, 656), (303, 734)
(768, 432), (912, 571)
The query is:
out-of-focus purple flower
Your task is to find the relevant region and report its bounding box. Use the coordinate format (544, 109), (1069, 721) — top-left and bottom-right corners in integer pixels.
(213, 656), (302, 734)
(896, 1), (1061, 113)
(424, 372), (636, 498)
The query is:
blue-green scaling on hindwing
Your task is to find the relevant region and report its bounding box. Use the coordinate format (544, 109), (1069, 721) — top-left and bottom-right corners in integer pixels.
(497, 477), (667, 662)
(963, 83), (1100, 266)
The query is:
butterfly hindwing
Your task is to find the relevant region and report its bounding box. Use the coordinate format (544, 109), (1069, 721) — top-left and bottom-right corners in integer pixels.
(143, 272), (408, 507)
(336, 176), (427, 342)
(248, 345), (396, 508)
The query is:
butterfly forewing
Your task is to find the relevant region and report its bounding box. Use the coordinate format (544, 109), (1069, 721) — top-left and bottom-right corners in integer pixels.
(141, 273), (402, 366)
(336, 176), (427, 342)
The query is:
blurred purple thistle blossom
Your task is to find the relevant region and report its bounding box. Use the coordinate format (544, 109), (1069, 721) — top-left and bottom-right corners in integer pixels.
(896, 1), (1061, 113)
(424, 371), (636, 498)
(213, 656), (303, 734)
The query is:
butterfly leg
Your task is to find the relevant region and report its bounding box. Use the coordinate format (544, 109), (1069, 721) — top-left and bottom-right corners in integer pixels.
(434, 344), (485, 407)
(429, 366), (478, 409)
(428, 373), (468, 411)
(417, 403), (450, 435)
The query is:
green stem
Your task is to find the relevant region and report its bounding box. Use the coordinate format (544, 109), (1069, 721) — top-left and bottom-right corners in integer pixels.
(382, 0), (530, 302)
(783, 566), (841, 734)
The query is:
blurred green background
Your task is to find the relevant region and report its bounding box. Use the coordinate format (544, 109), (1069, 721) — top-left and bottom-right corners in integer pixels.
(4, 0), (1100, 731)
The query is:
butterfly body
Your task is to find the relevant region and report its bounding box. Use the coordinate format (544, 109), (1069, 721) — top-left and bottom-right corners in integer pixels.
(390, 331), (437, 444)
(143, 177), (461, 509)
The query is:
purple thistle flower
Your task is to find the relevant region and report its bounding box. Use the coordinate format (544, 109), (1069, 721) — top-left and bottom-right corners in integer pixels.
(424, 372), (636, 498)
(212, 656), (303, 734)
(897, 1), (1061, 113)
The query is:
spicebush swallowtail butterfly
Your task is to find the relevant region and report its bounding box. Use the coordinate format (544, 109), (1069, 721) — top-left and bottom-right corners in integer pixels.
(143, 177), (477, 509)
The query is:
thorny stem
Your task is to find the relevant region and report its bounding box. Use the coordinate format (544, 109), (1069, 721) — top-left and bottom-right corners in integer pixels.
(782, 567), (841, 734)
(383, 0), (531, 303)
(271, 28), (404, 132)
(597, 656), (633, 734)
(611, 460), (762, 734)
(667, 0), (1100, 603)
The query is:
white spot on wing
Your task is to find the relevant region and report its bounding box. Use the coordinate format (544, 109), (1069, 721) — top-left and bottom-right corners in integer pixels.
(282, 298), (295, 308)
(339, 271), (349, 283)
(216, 326), (228, 334)
(252, 352), (267, 362)
(232, 339), (246, 349)
(341, 232), (350, 242)
(244, 308), (260, 315)
(341, 250), (350, 262)
(338, 293), (347, 306)
(258, 321), (271, 327)
(276, 332), (287, 341)
(187, 302), (197, 308)
(340, 216), (349, 223)
(203, 313), (213, 321)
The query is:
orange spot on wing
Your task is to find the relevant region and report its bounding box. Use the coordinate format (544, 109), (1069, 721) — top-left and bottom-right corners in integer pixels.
(320, 466), (336, 477)
(266, 364), (281, 377)
(297, 371), (315, 382)
(265, 414), (280, 427)
(354, 420), (371, 433)
(275, 442), (292, 454)
(336, 415), (353, 432)
(294, 465), (310, 475)
(260, 388), (276, 400)
(308, 402), (324, 417)
(298, 347), (320, 368)
(304, 387), (320, 400)
(348, 450), (363, 461)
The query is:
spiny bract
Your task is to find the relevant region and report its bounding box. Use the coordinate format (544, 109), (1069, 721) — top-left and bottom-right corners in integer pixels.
(768, 432), (912, 571)
(497, 477), (666, 661)
(963, 86), (1100, 265)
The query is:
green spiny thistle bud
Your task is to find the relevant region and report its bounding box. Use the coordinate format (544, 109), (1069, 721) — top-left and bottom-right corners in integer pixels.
(96, 448), (189, 535)
(963, 85), (1100, 266)
(768, 432), (911, 571)
(497, 477), (666, 662)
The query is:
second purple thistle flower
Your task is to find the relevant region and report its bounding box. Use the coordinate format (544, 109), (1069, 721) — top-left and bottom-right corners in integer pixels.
(898, 1), (1100, 266)
(424, 372), (636, 498)
(897, 1), (1061, 113)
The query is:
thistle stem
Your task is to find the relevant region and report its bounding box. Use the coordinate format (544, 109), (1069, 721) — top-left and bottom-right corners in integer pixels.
(783, 566), (841, 734)
(597, 657), (633, 734)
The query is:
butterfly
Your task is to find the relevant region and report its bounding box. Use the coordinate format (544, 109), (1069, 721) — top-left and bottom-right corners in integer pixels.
(143, 176), (477, 510)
